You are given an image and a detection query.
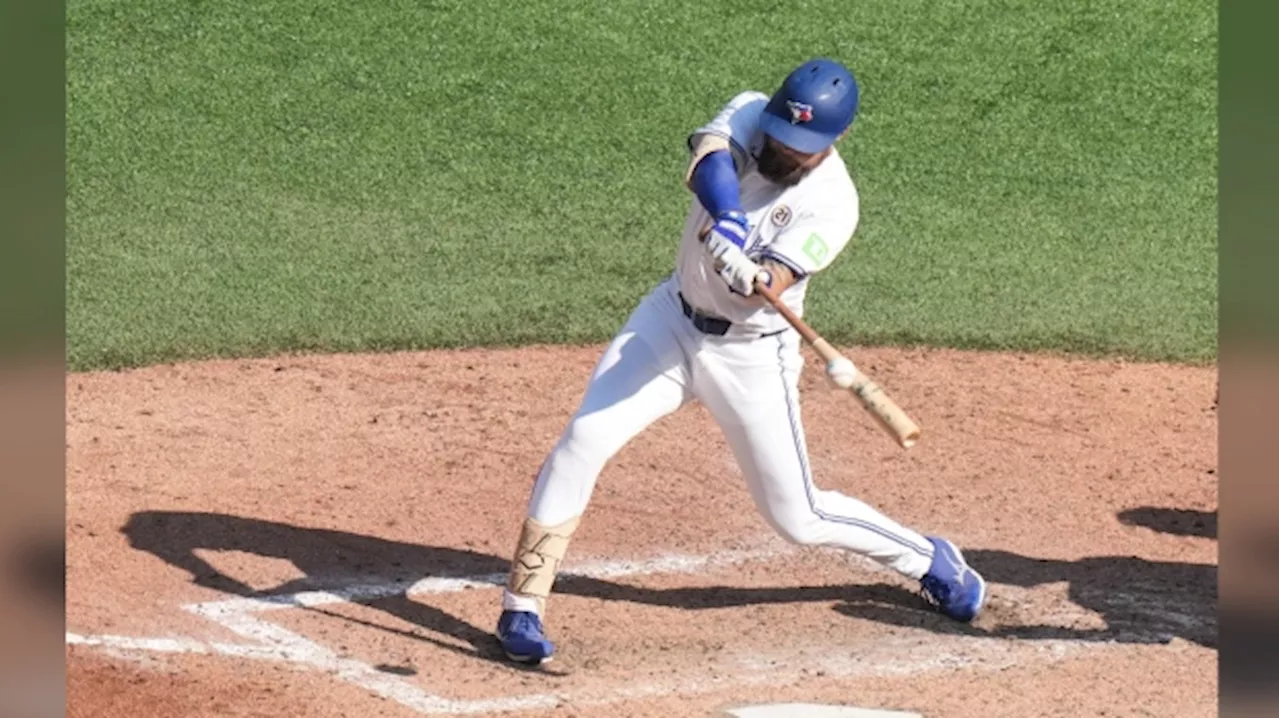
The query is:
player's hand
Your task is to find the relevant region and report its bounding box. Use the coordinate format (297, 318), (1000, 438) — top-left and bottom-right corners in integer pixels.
(705, 210), (749, 249)
(719, 257), (768, 296)
(701, 211), (764, 296)
(707, 243), (764, 296)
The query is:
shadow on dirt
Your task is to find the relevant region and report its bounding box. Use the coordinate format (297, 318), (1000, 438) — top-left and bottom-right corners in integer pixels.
(974, 548), (1216, 648)
(121, 510), (924, 665)
(121, 510), (1217, 665)
(835, 506), (1218, 649)
(1117, 507), (1217, 539)
(121, 510), (516, 664)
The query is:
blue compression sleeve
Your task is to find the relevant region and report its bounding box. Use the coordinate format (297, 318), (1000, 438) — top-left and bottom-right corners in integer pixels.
(690, 149), (742, 218)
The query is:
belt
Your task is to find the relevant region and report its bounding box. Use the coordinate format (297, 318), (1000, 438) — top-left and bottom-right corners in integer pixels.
(679, 293), (732, 336)
(677, 292), (788, 338)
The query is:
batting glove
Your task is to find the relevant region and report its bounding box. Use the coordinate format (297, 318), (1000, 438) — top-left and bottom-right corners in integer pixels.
(701, 211), (765, 296)
(705, 210), (749, 249)
(704, 239), (763, 297)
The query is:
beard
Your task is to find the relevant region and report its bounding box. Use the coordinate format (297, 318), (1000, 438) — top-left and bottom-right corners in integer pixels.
(755, 142), (811, 186)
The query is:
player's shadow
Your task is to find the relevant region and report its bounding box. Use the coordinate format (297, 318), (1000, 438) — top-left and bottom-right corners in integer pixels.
(121, 510), (925, 667)
(122, 509), (1220, 664)
(1117, 506), (1217, 539)
(122, 510), (516, 666)
(834, 507), (1218, 648)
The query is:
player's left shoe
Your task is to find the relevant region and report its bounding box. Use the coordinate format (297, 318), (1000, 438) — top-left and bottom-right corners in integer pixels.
(496, 610), (554, 665)
(919, 536), (987, 622)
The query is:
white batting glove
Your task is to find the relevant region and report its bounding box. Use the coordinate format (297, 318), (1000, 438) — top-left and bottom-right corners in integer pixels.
(704, 231), (763, 296)
(720, 257), (769, 297)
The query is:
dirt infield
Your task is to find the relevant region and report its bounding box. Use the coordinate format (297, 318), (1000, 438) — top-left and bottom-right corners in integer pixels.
(65, 345), (1218, 717)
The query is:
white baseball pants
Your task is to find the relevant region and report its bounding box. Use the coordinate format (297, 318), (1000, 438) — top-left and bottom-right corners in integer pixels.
(503, 278), (934, 613)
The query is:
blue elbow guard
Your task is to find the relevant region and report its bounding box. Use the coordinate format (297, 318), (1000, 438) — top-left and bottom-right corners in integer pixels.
(691, 150), (743, 219)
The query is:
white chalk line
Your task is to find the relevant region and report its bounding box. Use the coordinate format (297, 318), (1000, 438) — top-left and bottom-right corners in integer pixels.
(66, 632), (284, 661)
(68, 545), (1195, 716)
(186, 546), (794, 714)
(67, 626), (557, 715)
(199, 609), (557, 715)
(190, 545), (789, 618)
(71, 546), (794, 716)
(65, 629), (1097, 715)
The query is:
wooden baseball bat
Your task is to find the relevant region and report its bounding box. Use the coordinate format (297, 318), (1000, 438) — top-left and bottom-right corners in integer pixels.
(754, 280), (922, 449)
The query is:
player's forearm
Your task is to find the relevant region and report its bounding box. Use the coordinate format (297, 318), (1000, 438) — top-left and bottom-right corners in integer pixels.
(759, 259), (798, 293)
(689, 149), (742, 219)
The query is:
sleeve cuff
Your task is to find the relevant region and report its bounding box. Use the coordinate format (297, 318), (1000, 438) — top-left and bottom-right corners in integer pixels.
(760, 250), (809, 280)
(687, 130), (748, 171)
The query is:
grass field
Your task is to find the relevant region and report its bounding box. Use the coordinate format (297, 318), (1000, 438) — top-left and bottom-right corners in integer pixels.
(66, 0), (1217, 371)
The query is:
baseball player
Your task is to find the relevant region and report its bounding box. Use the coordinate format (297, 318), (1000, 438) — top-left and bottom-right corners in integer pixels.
(495, 58), (986, 665)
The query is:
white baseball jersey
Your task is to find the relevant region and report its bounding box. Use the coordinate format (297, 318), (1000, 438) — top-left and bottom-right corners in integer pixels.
(674, 90), (861, 336)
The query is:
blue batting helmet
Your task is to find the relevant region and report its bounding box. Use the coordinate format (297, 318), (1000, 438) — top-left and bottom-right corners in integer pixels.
(759, 58), (860, 154)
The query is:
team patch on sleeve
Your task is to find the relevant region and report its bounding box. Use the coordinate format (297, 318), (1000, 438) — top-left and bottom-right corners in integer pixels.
(801, 233), (829, 265)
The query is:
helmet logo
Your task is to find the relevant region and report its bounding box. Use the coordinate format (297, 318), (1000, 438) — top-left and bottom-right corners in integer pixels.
(786, 100), (814, 124)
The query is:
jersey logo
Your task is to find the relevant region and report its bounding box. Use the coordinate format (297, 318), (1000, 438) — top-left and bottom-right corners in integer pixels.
(786, 100), (814, 124)
(771, 204), (793, 228)
(802, 233), (829, 265)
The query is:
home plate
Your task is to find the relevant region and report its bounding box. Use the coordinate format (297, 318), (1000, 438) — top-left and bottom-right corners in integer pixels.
(723, 704), (922, 718)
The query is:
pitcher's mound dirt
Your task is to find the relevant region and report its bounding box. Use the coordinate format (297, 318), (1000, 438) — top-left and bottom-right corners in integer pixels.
(66, 345), (1217, 717)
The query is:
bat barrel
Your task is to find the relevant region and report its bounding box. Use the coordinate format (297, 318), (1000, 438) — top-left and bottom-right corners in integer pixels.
(851, 375), (921, 448)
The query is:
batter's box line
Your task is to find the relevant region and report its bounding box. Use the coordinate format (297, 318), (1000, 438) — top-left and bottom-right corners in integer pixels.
(188, 544), (793, 618)
(68, 546), (796, 716)
(67, 625), (558, 715)
(66, 631), (285, 661)
(186, 605), (560, 714)
(69, 544), (1101, 716)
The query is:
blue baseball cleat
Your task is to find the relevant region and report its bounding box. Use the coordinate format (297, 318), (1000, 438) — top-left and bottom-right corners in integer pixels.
(920, 537), (987, 622)
(496, 610), (554, 665)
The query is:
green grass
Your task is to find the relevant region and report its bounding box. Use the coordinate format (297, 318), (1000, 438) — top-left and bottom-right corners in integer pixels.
(67, 0), (1217, 370)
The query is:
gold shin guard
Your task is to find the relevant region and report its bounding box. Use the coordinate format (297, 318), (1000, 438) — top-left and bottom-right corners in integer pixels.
(507, 515), (581, 615)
